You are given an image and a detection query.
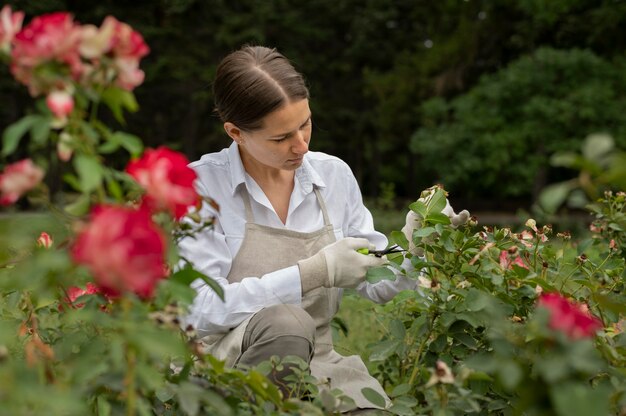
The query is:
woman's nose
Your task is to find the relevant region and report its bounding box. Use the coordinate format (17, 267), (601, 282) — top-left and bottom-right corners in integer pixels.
(292, 131), (309, 154)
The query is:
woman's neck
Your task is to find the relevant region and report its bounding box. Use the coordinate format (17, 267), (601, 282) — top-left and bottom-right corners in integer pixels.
(239, 147), (295, 186)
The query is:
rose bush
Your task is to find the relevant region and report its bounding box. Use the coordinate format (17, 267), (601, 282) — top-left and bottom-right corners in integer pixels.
(2, 6), (626, 416)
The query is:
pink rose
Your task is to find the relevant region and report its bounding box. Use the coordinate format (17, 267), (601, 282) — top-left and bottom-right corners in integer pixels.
(36, 232), (53, 248)
(0, 5), (24, 53)
(126, 147), (199, 219)
(46, 89), (74, 118)
(107, 16), (149, 90)
(10, 12), (82, 95)
(72, 205), (168, 299)
(0, 159), (45, 205)
(537, 292), (602, 340)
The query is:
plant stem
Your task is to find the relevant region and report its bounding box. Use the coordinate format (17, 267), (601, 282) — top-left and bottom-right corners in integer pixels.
(408, 312), (439, 385)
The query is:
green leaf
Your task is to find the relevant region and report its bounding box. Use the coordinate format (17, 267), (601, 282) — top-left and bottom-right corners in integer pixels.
(30, 116), (51, 145)
(2, 115), (38, 156)
(101, 87), (139, 124)
(366, 266), (396, 283)
(390, 383), (411, 397)
(426, 212), (451, 225)
(177, 382), (203, 416)
(426, 188), (447, 214)
(64, 194), (91, 216)
(550, 382), (611, 416)
(113, 132), (143, 158)
(389, 230), (409, 250)
(497, 360), (522, 391)
(539, 181), (574, 214)
(389, 319), (406, 340)
(96, 395), (112, 416)
(582, 133), (613, 164)
(361, 387), (386, 408)
(408, 200), (427, 218)
(550, 152), (583, 168)
(369, 339), (402, 361)
(453, 332), (478, 349)
(428, 334), (447, 353)
(170, 267), (224, 300)
(414, 227), (436, 238)
(73, 154), (103, 192)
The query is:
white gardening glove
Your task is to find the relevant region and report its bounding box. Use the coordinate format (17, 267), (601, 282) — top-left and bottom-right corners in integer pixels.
(401, 195), (470, 257)
(298, 237), (386, 292)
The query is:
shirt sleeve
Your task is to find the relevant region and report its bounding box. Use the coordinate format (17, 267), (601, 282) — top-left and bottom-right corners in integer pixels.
(342, 170), (418, 304)
(178, 181), (302, 337)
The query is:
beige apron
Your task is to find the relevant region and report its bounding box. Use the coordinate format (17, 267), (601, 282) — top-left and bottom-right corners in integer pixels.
(201, 186), (390, 410)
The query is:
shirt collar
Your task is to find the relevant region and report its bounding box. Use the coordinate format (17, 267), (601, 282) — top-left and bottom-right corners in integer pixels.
(227, 141), (326, 195)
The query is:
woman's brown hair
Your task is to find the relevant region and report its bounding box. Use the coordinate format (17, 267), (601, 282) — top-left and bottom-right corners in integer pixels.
(213, 45), (309, 131)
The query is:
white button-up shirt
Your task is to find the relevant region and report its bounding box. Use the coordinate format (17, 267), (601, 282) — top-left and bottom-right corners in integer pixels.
(180, 142), (417, 336)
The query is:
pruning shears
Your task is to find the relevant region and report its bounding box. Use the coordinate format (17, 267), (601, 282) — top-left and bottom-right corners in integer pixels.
(357, 244), (406, 257)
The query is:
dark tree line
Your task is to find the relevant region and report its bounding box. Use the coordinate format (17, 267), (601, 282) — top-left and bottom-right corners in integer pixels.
(2, 0), (625, 208)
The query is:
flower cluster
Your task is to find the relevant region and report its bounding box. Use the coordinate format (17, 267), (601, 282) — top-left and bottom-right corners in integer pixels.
(537, 292), (602, 340)
(1, 6), (149, 125)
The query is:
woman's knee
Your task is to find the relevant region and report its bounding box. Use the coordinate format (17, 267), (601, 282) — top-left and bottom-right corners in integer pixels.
(246, 304), (315, 343)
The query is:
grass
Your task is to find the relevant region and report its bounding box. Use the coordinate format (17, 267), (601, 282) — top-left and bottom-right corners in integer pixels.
(333, 292), (386, 369)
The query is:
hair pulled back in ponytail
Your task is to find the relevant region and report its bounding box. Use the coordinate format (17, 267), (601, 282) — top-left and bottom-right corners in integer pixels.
(213, 45), (309, 131)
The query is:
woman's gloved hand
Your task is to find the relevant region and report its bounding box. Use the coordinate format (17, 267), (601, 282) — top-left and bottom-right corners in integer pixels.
(401, 198), (470, 257)
(298, 237), (386, 292)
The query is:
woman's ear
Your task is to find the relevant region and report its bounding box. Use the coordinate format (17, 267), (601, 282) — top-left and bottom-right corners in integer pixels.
(224, 122), (244, 144)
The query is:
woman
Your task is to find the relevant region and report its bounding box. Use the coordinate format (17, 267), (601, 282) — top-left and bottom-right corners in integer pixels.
(179, 45), (466, 412)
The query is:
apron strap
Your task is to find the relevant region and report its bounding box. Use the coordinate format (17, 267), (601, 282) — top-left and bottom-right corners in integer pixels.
(313, 186), (331, 226)
(240, 184), (331, 226)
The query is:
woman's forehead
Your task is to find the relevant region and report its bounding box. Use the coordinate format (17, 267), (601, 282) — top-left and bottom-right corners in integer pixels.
(259, 99), (311, 135)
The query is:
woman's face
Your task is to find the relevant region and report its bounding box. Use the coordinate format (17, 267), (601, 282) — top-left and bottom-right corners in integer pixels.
(232, 99), (312, 173)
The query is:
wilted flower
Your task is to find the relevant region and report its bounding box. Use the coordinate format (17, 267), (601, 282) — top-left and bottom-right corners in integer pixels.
(516, 230), (534, 248)
(0, 159), (45, 205)
(36, 232), (52, 248)
(499, 250), (528, 270)
(0, 5), (24, 54)
(71, 205), (168, 298)
(556, 231), (571, 240)
(425, 360), (455, 387)
(126, 147), (200, 219)
(537, 292), (602, 339)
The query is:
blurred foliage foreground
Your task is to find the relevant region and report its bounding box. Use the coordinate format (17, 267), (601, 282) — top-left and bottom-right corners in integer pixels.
(2, 6), (626, 416)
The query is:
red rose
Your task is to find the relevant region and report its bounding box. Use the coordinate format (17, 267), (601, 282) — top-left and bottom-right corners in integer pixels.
(126, 147), (199, 219)
(10, 12), (82, 95)
(71, 205), (168, 299)
(0, 159), (45, 205)
(537, 292), (602, 339)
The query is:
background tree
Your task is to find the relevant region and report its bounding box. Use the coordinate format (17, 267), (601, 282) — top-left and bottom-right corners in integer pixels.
(2, 0), (625, 207)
